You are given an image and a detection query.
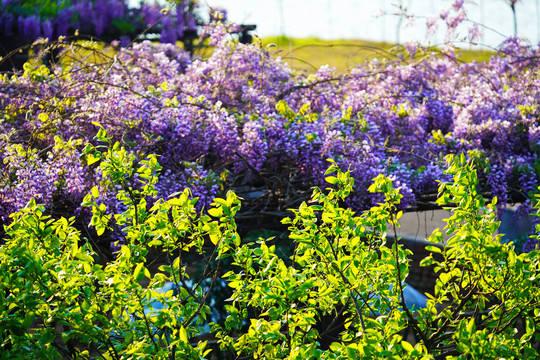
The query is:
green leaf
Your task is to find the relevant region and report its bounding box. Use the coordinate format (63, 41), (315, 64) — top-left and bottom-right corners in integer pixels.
(23, 312), (36, 328)
(144, 267), (151, 280)
(76, 251), (93, 263)
(96, 225), (105, 236)
(179, 326), (188, 343)
(402, 341), (414, 353)
(209, 231), (220, 245)
(213, 198), (228, 206)
(168, 197), (184, 206)
(134, 263), (145, 282)
(86, 153), (101, 165)
(326, 176), (338, 184)
(425, 245), (442, 254)
(208, 207), (222, 218)
(466, 318), (476, 334)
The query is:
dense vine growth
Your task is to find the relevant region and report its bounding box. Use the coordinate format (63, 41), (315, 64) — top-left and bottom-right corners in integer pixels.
(0, 0), (198, 45)
(2, 22), (540, 251)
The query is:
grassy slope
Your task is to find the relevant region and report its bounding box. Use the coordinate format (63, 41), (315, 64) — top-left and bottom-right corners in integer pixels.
(259, 36), (495, 73)
(58, 37), (495, 74)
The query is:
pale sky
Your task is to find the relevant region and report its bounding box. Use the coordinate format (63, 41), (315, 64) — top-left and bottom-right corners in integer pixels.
(130, 0), (540, 48)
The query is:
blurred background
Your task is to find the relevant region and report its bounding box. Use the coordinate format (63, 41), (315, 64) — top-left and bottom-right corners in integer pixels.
(190, 0), (540, 49)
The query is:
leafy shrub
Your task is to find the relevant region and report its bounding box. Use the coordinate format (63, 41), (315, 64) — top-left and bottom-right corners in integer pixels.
(216, 153), (540, 359)
(1, 129), (538, 358)
(0, 130), (237, 359)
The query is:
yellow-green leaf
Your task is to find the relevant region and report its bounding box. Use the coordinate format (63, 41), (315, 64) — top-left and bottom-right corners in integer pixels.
(179, 326), (188, 343)
(402, 341), (414, 353)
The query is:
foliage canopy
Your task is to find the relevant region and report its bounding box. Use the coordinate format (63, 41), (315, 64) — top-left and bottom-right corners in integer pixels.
(1, 132), (539, 359)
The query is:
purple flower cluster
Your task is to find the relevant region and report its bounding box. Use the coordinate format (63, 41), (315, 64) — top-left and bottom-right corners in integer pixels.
(2, 23), (540, 252)
(1, 0), (127, 41)
(0, 0), (199, 47)
(0, 138), (88, 222)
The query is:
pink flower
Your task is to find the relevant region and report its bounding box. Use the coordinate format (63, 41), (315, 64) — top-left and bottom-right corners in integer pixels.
(453, 0), (464, 10)
(446, 9), (466, 29)
(426, 16), (438, 36)
(467, 23), (484, 43)
(439, 9), (449, 20)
